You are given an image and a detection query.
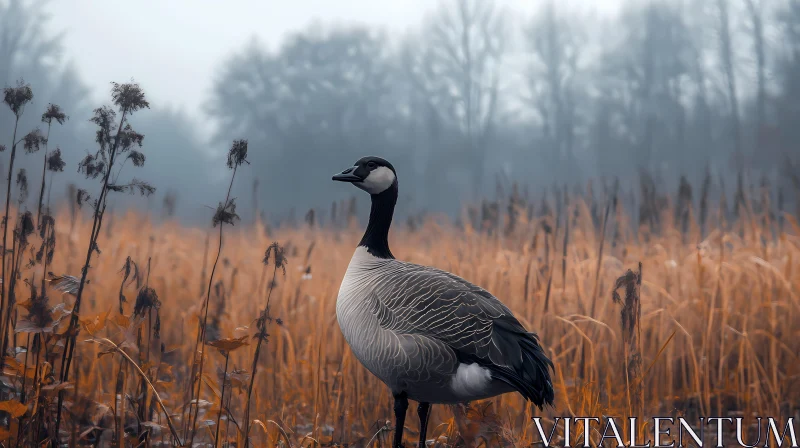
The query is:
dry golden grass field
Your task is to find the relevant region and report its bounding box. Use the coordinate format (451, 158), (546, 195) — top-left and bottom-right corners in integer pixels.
(0, 182), (793, 448)
(0, 182), (798, 447)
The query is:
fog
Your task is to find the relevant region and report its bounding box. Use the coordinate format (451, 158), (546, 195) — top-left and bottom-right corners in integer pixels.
(1, 0), (797, 226)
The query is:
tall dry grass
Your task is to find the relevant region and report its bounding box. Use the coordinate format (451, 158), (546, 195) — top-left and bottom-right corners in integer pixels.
(9, 181), (793, 446)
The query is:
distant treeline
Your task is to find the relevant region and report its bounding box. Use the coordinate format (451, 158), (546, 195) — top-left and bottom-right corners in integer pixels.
(2, 0), (799, 224)
(209, 0), (800, 219)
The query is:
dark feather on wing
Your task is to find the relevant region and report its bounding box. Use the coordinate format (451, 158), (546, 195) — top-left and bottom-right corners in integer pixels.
(372, 262), (555, 408)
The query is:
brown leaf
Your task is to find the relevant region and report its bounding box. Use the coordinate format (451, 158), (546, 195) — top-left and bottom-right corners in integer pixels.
(41, 382), (74, 396)
(0, 400), (28, 418)
(16, 298), (33, 311)
(81, 309), (111, 334)
(0, 428), (10, 441)
(228, 369), (251, 391)
(206, 335), (249, 352)
(2, 357), (35, 379)
(112, 313), (131, 329)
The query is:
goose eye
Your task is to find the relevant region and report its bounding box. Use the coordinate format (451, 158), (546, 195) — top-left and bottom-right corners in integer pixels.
(367, 162), (376, 169)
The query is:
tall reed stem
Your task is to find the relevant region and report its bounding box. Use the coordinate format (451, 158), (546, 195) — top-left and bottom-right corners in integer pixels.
(243, 263), (279, 448)
(214, 351), (230, 447)
(0, 113), (21, 347)
(35, 122), (51, 228)
(54, 110), (128, 445)
(187, 165), (238, 445)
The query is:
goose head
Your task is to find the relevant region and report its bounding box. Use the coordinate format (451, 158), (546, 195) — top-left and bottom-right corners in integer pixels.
(332, 156), (397, 195)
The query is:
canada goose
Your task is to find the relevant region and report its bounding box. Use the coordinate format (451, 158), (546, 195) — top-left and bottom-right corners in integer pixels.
(332, 156), (554, 448)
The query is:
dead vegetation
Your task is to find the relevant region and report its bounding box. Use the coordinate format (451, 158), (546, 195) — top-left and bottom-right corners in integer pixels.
(1, 82), (799, 448)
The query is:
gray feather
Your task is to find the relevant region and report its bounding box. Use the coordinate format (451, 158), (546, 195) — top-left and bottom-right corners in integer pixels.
(337, 247), (554, 407)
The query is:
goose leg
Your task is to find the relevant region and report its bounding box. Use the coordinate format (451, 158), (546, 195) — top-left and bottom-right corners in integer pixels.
(417, 402), (431, 448)
(393, 392), (408, 448)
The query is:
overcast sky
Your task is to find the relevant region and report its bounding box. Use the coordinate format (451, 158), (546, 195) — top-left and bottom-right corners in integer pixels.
(48, 0), (621, 134)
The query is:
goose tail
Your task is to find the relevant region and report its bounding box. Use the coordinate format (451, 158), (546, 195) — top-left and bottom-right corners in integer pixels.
(488, 320), (555, 409)
(518, 332), (555, 409)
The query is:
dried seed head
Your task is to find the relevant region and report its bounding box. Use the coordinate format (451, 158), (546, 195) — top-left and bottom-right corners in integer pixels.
(14, 211), (35, 247)
(76, 189), (92, 208)
(107, 178), (155, 197)
(90, 106), (117, 146)
(111, 81), (149, 113)
(3, 80), (33, 116)
(20, 284), (54, 333)
(133, 286), (160, 317)
(611, 263), (642, 346)
(263, 242), (287, 275)
(20, 211), (34, 235)
(127, 150), (145, 167)
(42, 103), (68, 125)
(213, 198), (240, 227)
(118, 123), (145, 151)
(226, 139), (249, 169)
(16, 168), (28, 203)
(22, 128), (47, 153)
(78, 153), (105, 179)
(47, 148), (66, 172)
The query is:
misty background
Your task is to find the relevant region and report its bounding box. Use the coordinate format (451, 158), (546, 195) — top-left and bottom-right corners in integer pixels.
(1, 0), (798, 226)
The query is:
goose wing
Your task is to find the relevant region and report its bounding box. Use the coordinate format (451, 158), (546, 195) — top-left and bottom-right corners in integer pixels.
(371, 261), (555, 407)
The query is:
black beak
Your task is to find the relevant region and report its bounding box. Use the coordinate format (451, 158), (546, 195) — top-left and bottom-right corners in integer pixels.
(332, 167), (362, 182)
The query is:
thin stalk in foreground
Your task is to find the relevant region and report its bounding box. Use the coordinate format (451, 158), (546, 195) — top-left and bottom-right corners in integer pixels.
(214, 350), (230, 447)
(0, 81), (33, 346)
(187, 139), (248, 445)
(243, 242), (286, 448)
(60, 108), (128, 381)
(87, 337), (183, 445)
(54, 82), (152, 446)
(37, 122), (50, 227)
(37, 104), (67, 227)
(188, 167), (234, 444)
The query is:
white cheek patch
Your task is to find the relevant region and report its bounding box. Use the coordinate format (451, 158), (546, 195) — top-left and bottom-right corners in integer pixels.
(355, 166), (395, 194)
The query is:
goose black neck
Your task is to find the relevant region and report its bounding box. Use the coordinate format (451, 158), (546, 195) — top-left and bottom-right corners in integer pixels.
(359, 182), (397, 259)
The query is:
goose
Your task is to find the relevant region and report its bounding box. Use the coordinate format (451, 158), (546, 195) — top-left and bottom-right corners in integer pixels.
(332, 156), (555, 448)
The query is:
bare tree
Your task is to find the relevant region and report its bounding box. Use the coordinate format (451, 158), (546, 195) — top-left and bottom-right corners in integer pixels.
(525, 1), (585, 177)
(716, 0), (743, 163)
(404, 0), (506, 196)
(743, 0), (767, 153)
(0, 0), (61, 87)
(595, 1), (695, 175)
(208, 27), (401, 213)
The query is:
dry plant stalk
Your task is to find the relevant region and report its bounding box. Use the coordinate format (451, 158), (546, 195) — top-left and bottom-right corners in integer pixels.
(85, 337), (183, 445)
(55, 81), (154, 441)
(0, 86), (797, 448)
(612, 262), (643, 420)
(187, 139), (249, 445)
(243, 242), (286, 447)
